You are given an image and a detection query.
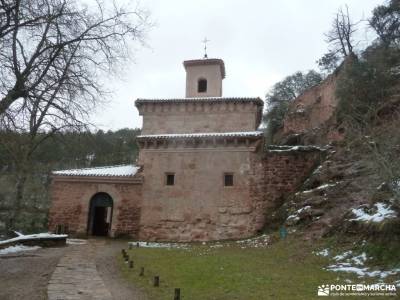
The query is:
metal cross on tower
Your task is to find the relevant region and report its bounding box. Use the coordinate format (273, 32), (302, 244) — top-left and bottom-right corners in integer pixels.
(202, 37), (210, 58)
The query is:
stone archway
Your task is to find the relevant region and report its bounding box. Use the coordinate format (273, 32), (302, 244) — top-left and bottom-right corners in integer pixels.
(87, 192), (113, 236)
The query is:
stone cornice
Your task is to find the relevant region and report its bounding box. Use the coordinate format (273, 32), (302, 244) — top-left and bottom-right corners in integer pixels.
(135, 97), (264, 113)
(140, 147), (259, 153)
(138, 131), (263, 140)
(138, 135), (263, 151)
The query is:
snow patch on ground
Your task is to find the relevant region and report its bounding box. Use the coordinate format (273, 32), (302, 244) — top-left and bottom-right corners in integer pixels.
(0, 244), (41, 255)
(128, 241), (189, 249)
(129, 235), (270, 251)
(315, 248), (330, 257)
(236, 234), (269, 248)
(67, 239), (87, 245)
(395, 279), (400, 288)
(298, 183), (339, 195)
(286, 215), (300, 223)
(333, 250), (354, 262)
(286, 206), (312, 223)
(311, 165), (323, 175)
(327, 265), (400, 279)
(349, 203), (397, 223)
(268, 145), (327, 153)
(326, 250), (400, 280)
(0, 232), (67, 245)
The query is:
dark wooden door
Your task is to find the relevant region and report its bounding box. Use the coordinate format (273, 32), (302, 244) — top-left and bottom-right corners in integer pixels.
(92, 207), (107, 236)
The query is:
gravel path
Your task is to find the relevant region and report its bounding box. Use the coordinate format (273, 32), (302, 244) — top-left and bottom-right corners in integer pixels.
(0, 246), (66, 300)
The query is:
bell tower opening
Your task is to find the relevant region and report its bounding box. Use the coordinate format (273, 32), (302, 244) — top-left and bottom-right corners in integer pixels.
(198, 78), (207, 93)
(183, 58), (225, 98)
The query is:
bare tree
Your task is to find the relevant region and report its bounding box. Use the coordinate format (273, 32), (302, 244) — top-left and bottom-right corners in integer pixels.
(318, 6), (358, 73)
(325, 6), (357, 57)
(0, 0), (151, 231)
(0, 0), (151, 117)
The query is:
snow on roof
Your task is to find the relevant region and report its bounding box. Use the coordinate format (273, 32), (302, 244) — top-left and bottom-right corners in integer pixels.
(135, 97), (264, 106)
(52, 164), (139, 177)
(267, 145), (328, 152)
(137, 131), (264, 140)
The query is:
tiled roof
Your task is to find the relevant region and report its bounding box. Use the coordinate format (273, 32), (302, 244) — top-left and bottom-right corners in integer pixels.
(137, 131), (264, 140)
(52, 164), (139, 177)
(135, 97), (264, 106)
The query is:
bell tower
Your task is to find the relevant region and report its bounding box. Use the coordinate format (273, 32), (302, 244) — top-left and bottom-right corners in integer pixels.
(183, 58), (225, 98)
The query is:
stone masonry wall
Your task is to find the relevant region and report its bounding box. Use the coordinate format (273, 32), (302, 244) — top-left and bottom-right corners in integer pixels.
(137, 101), (263, 135)
(49, 179), (142, 237)
(138, 147), (260, 242)
(283, 73), (338, 135)
(48, 150), (323, 241)
(249, 149), (323, 231)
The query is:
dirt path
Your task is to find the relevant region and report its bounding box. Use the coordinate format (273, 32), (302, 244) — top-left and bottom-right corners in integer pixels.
(0, 246), (66, 300)
(47, 238), (147, 299)
(48, 242), (113, 300)
(92, 239), (147, 300)
(0, 239), (147, 300)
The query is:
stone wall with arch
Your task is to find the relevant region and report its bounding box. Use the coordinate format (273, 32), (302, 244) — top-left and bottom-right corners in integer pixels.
(48, 177), (142, 237)
(49, 148), (323, 241)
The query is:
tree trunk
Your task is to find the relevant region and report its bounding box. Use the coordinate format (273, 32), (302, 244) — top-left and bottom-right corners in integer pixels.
(7, 169), (28, 232)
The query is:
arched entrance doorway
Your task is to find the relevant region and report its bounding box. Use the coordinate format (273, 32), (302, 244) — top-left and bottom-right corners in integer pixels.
(88, 193), (113, 236)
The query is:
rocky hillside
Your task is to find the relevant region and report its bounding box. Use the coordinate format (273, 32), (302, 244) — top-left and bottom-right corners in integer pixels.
(270, 55), (400, 247)
(281, 144), (399, 239)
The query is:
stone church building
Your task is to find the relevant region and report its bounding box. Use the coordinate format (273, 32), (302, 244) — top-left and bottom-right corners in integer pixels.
(49, 58), (321, 241)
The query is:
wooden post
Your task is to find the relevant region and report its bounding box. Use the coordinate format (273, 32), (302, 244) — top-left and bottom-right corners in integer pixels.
(129, 260), (134, 268)
(174, 288), (181, 300)
(125, 254), (129, 262)
(121, 249), (126, 257)
(153, 276), (159, 287)
(139, 267), (144, 276)
(136, 242), (140, 247)
(129, 243), (133, 250)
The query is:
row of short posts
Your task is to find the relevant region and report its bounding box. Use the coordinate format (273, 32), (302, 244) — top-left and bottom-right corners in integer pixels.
(122, 245), (181, 300)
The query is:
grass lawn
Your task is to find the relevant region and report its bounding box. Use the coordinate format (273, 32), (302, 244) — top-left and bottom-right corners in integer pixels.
(118, 234), (393, 300)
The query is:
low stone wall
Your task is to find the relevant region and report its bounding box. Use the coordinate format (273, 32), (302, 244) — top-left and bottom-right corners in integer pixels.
(249, 146), (325, 231)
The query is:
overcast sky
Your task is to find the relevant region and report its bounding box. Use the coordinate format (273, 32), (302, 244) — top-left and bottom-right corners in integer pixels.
(92, 0), (383, 130)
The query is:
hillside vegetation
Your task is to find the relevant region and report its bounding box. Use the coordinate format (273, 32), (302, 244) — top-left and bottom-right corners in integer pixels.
(263, 0), (400, 272)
